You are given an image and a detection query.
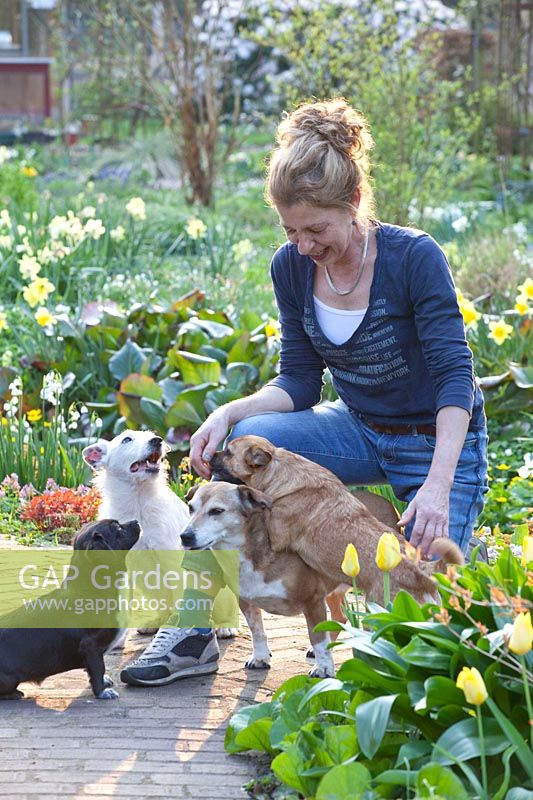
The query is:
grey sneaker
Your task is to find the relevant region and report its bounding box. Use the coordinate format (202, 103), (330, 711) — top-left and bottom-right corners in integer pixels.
(120, 628), (220, 687)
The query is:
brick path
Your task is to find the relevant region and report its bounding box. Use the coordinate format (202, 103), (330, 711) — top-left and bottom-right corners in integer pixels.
(0, 535), (346, 799)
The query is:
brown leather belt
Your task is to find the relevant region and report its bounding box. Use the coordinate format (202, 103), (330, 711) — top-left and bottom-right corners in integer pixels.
(364, 419), (437, 436)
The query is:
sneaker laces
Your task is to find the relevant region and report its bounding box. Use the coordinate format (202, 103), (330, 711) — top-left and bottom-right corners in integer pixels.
(137, 628), (195, 660)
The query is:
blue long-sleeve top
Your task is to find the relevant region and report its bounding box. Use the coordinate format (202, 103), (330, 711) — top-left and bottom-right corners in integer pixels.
(267, 222), (485, 430)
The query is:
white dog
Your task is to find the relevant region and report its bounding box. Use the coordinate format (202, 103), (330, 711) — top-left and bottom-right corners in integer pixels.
(82, 430), (188, 550)
(82, 430), (238, 636)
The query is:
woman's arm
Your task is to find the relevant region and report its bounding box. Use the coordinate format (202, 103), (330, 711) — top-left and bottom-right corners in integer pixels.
(189, 386), (294, 478)
(397, 405), (470, 555)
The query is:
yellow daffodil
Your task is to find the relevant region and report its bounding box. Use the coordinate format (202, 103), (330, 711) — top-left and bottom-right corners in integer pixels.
(23, 277), (55, 308)
(0, 311), (8, 331)
(508, 612), (533, 656)
(125, 197), (146, 221)
(83, 218), (105, 239)
(522, 536), (533, 566)
(110, 225), (126, 242)
(34, 307), (57, 327)
(517, 277), (533, 301)
(456, 666), (488, 705)
(488, 319), (514, 346)
(21, 165), (37, 177)
(341, 543), (360, 578)
(515, 294), (530, 315)
(458, 297), (481, 327)
(186, 217), (207, 239)
(376, 532), (402, 572)
(18, 254), (41, 281)
(27, 408), (42, 422)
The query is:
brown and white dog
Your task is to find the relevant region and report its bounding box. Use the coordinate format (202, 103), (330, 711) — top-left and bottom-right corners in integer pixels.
(181, 482), (340, 677)
(210, 435), (464, 605)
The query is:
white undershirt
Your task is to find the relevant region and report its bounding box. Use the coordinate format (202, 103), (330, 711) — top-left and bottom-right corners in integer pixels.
(313, 296), (368, 345)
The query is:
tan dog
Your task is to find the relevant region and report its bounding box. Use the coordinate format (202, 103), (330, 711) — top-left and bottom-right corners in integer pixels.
(181, 482), (341, 677)
(210, 435), (463, 605)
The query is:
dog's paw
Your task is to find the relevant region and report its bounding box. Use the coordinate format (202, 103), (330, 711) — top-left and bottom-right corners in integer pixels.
(103, 674), (114, 688)
(97, 687), (119, 700)
(245, 657), (271, 670)
(216, 627), (238, 639)
(308, 664), (335, 679)
(306, 647), (315, 660)
(137, 627), (158, 636)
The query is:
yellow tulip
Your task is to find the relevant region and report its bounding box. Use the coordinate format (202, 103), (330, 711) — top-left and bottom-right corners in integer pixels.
(508, 612), (533, 656)
(522, 536), (533, 566)
(26, 409), (42, 423)
(376, 533), (402, 572)
(456, 666), (488, 706)
(341, 543), (360, 578)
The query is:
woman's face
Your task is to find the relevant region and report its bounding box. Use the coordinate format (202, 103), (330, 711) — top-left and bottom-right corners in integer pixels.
(276, 202), (357, 267)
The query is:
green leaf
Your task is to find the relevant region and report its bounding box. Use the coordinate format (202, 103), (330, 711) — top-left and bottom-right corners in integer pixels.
(117, 374), (163, 425)
(324, 725), (358, 763)
(234, 718), (273, 754)
(343, 628), (408, 672)
(315, 762), (371, 800)
(272, 744), (310, 795)
(416, 762), (469, 798)
(165, 384), (216, 428)
(433, 717), (510, 765)
(487, 697), (533, 780)
(224, 701), (273, 754)
(336, 658), (405, 694)
(169, 350), (221, 385)
(392, 590), (426, 621)
(109, 340), (147, 381)
(298, 678), (344, 711)
(492, 745), (518, 800)
(159, 377), (185, 406)
(395, 739), (432, 767)
(139, 398), (166, 432)
(424, 676), (466, 709)
(356, 694), (399, 758)
(399, 636), (451, 670)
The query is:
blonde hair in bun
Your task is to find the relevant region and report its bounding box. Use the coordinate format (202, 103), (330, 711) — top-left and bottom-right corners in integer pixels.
(265, 98), (375, 221)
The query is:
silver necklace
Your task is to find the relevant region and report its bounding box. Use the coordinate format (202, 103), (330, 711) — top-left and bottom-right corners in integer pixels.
(324, 226), (369, 296)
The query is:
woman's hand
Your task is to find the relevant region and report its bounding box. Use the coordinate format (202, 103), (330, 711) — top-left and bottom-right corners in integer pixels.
(189, 408), (231, 478)
(397, 479), (451, 557)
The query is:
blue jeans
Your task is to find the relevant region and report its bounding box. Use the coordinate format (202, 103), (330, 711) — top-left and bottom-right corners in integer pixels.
(229, 400), (488, 554)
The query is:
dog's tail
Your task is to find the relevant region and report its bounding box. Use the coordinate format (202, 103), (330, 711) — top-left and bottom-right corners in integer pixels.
(428, 537), (464, 573)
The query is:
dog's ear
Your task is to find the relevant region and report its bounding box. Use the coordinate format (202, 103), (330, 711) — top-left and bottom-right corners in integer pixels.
(185, 485), (200, 503)
(82, 441), (108, 468)
(237, 485), (273, 515)
(244, 445), (272, 469)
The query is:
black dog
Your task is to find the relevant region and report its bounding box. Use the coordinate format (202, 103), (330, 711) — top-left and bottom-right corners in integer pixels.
(0, 518), (140, 700)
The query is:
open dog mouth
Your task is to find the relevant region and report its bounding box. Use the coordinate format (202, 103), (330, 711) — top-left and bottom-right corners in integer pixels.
(188, 542), (214, 550)
(129, 451), (161, 474)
